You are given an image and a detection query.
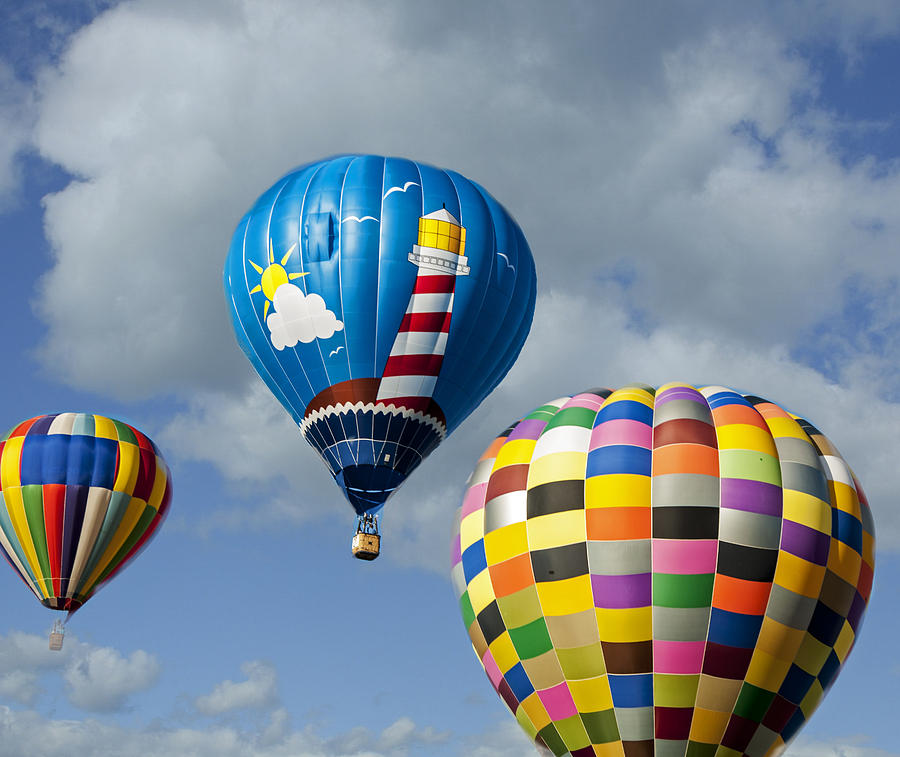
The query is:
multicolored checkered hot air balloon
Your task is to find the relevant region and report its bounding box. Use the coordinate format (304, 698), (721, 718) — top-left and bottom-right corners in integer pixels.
(451, 383), (874, 757)
(0, 413), (172, 649)
(225, 155), (536, 559)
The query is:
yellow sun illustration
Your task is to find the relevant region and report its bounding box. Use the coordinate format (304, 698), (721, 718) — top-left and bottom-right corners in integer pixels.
(249, 239), (309, 316)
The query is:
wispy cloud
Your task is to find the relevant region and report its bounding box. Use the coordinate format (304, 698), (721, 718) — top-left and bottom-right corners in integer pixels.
(0, 706), (451, 757)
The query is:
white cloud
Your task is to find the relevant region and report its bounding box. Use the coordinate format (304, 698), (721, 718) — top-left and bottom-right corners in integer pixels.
(195, 660), (278, 716)
(63, 645), (160, 712)
(158, 379), (340, 533)
(0, 62), (34, 210)
(16, 1), (900, 560)
(786, 735), (900, 756)
(267, 286), (344, 350)
(0, 631), (160, 713)
(0, 706), (451, 757)
(461, 719), (536, 757)
(376, 716), (447, 751)
(27, 0), (900, 403)
(0, 631), (66, 703)
(166, 287), (900, 561)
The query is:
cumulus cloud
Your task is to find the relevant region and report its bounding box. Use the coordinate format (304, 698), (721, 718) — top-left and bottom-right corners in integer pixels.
(0, 631), (160, 713)
(164, 287), (900, 561)
(23, 3), (900, 564)
(0, 706), (450, 757)
(20, 0), (900, 562)
(0, 631), (64, 704)
(323, 717), (448, 756)
(26, 0), (900, 405)
(63, 645), (160, 712)
(266, 286), (344, 350)
(195, 660), (279, 716)
(158, 379), (338, 533)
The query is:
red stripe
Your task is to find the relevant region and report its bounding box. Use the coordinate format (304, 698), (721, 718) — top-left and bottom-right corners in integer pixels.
(397, 311), (453, 333)
(382, 353), (445, 378)
(10, 417), (40, 438)
(412, 274), (456, 295)
(377, 396), (431, 411)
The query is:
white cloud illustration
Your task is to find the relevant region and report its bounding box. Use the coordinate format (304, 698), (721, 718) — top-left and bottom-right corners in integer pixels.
(266, 284), (343, 350)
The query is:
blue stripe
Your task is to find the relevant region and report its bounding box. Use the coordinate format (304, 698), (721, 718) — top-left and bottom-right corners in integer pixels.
(20, 434), (67, 485)
(779, 664), (815, 704)
(608, 673), (652, 708)
(504, 662), (534, 702)
(705, 390), (752, 409)
(707, 607), (764, 649)
(832, 508), (863, 553)
(462, 540), (487, 583)
(586, 445), (651, 477)
(594, 400), (653, 426)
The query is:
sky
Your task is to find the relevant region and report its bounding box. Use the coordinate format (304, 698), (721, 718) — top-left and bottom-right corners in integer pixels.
(0, 1), (898, 755)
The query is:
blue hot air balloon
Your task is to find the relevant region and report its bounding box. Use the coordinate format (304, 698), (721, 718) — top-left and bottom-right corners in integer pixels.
(224, 155), (536, 558)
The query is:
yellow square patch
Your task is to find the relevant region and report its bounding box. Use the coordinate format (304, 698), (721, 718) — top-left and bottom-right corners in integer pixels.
(594, 606), (652, 642)
(536, 574), (593, 616)
(585, 473), (650, 509)
(485, 521), (528, 564)
(526, 510), (586, 551)
(568, 675), (613, 712)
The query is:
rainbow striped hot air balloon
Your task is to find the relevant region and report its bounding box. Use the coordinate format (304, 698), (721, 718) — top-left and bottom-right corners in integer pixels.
(225, 154), (536, 558)
(0, 413), (172, 647)
(451, 384), (874, 757)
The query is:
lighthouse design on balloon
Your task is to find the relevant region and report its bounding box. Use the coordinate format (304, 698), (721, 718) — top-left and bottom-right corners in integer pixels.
(376, 207), (470, 412)
(297, 205), (473, 518)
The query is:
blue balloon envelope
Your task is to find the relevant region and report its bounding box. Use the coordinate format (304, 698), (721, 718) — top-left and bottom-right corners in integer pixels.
(224, 155), (536, 521)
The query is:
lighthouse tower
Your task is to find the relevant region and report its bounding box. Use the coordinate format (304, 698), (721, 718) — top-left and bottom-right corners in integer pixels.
(298, 207), (470, 519)
(376, 208), (470, 413)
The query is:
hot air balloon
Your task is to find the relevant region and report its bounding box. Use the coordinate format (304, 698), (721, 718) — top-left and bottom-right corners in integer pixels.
(0, 413), (172, 649)
(451, 383), (874, 756)
(225, 155), (536, 559)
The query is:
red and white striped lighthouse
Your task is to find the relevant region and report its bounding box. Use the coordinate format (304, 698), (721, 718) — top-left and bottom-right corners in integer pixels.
(376, 208), (470, 413)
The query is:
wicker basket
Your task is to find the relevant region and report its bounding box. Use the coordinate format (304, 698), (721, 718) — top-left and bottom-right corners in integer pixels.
(352, 532), (380, 560)
(49, 631), (64, 651)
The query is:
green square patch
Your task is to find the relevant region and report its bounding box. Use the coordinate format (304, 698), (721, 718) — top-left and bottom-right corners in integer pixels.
(509, 617), (554, 659)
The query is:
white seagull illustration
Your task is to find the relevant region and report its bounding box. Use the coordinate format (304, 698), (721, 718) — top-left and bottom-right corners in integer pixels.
(383, 181), (419, 199)
(496, 252), (516, 273)
(329, 345), (344, 357)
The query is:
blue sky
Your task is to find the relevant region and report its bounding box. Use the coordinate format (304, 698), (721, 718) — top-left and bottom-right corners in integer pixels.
(0, 2), (899, 755)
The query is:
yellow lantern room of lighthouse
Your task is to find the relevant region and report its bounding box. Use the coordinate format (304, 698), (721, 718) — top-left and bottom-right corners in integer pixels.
(409, 208), (470, 276)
